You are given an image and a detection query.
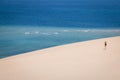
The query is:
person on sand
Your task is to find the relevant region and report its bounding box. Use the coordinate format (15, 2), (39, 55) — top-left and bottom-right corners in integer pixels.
(104, 41), (107, 50)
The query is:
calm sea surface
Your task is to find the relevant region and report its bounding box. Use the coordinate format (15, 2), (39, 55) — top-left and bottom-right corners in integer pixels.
(0, 0), (120, 58)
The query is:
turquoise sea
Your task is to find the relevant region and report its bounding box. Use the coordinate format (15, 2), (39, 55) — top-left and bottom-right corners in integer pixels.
(0, 26), (120, 58)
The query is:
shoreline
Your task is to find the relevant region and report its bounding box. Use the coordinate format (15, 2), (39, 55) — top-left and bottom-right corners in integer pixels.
(0, 26), (120, 58)
(0, 36), (120, 60)
(0, 36), (120, 59)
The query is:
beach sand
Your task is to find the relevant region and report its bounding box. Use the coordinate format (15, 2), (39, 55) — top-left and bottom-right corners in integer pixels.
(0, 36), (120, 80)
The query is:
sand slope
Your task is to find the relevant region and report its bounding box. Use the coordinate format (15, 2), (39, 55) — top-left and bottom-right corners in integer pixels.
(0, 36), (120, 80)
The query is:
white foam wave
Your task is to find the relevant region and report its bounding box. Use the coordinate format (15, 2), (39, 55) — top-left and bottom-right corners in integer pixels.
(74, 29), (120, 33)
(23, 29), (120, 36)
(35, 31), (39, 34)
(24, 32), (30, 35)
(53, 32), (59, 35)
(41, 33), (50, 35)
(62, 30), (69, 32)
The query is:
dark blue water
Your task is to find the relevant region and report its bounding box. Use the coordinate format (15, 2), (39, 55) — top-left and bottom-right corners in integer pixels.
(0, 0), (120, 28)
(0, 0), (120, 58)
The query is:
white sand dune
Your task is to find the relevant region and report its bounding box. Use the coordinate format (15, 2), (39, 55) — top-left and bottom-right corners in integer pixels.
(0, 36), (120, 80)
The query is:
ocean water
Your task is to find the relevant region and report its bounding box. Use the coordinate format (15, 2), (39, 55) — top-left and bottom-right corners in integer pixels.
(0, 26), (120, 58)
(0, 0), (120, 28)
(0, 0), (120, 58)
